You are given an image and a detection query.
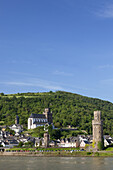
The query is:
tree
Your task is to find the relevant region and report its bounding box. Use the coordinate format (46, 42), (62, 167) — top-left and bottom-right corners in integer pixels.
(50, 129), (61, 140)
(18, 141), (24, 147)
(5, 126), (15, 136)
(0, 93), (4, 96)
(25, 141), (34, 147)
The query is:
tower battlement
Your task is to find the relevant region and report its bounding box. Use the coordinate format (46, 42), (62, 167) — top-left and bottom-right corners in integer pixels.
(94, 111), (101, 121)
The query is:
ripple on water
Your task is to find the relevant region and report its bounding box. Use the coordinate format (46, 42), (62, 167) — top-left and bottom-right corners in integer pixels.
(0, 156), (113, 170)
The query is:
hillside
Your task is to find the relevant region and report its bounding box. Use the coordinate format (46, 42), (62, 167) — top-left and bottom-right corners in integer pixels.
(0, 91), (113, 135)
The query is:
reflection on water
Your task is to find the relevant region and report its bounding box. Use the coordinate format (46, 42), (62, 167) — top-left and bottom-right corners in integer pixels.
(0, 156), (113, 170)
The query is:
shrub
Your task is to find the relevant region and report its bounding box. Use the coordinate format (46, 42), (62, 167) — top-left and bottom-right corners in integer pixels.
(97, 140), (104, 150)
(94, 152), (99, 156)
(87, 152), (92, 155)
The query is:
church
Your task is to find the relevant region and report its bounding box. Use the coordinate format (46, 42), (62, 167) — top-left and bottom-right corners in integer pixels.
(28, 108), (52, 129)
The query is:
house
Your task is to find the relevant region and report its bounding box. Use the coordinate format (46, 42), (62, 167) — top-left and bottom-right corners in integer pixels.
(28, 108), (53, 129)
(1, 140), (19, 148)
(58, 137), (79, 148)
(18, 136), (35, 146)
(87, 135), (93, 143)
(9, 124), (23, 134)
(104, 138), (112, 147)
(80, 140), (90, 148)
(0, 147), (4, 152)
(49, 140), (57, 147)
(1, 141), (9, 148)
(71, 137), (80, 147)
(35, 137), (44, 147)
(3, 131), (11, 137)
(1, 126), (7, 132)
(0, 131), (4, 137)
(78, 135), (88, 142)
(8, 140), (19, 148)
(103, 135), (113, 147)
(5, 136), (19, 148)
(0, 130), (11, 139)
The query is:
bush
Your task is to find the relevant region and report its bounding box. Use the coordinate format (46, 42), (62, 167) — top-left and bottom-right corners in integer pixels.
(87, 152), (92, 155)
(94, 152), (99, 156)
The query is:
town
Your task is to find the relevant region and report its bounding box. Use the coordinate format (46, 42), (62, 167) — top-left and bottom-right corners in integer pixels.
(0, 108), (113, 154)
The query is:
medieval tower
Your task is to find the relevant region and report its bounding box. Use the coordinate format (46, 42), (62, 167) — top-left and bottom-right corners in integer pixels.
(44, 132), (49, 148)
(92, 111), (103, 150)
(15, 115), (19, 125)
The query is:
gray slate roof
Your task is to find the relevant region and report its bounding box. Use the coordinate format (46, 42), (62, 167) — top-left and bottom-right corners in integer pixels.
(29, 113), (46, 119)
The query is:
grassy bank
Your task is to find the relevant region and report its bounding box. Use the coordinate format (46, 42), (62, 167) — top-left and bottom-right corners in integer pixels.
(2, 146), (113, 157)
(0, 151), (93, 157)
(2, 150), (113, 157)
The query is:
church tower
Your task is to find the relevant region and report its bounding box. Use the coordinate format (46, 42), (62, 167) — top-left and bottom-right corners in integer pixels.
(43, 108), (52, 124)
(92, 111), (103, 150)
(15, 115), (19, 125)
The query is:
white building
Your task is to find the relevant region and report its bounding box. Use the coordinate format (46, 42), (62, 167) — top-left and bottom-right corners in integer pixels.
(58, 137), (79, 148)
(9, 124), (23, 134)
(28, 108), (52, 129)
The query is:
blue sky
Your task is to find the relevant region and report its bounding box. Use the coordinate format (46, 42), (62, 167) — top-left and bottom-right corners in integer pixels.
(0, 0), (113, 102)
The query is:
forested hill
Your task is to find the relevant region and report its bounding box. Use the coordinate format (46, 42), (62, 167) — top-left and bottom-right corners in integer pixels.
(0, 91), (113, 135)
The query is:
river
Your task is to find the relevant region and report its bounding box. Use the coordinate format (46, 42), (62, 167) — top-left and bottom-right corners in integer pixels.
(0, 156), (113, 170)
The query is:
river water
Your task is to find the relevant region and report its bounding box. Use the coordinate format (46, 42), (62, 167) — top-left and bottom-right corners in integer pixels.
(0, 156), (113, 170)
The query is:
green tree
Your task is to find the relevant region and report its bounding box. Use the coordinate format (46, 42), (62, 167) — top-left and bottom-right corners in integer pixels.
(18, 141), (24, 147)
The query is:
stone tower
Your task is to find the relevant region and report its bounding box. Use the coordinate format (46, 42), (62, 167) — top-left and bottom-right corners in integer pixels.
(92, 111), (103, 150)
(15, 115), (19, 125)
(44, 132), (49, 148)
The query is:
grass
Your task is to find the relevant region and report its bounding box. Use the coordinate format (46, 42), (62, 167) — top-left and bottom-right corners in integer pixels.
(0, 92), (55, 99)
(5, 147), (113, 157)
(99, 152), (113, 156)
(105, 147), (113, 151)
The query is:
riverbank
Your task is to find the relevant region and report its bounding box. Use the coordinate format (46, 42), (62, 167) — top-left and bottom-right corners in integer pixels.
(1, 151), (113, 157)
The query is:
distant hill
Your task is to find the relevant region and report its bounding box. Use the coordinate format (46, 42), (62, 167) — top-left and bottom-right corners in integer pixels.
(0, 91), (113, 135)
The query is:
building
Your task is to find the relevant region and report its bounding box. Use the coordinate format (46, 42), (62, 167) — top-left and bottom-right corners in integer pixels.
(80, 140), (90, 148)
(15, 115), (19, 125)
(9, 124), (23, 134)
(28, 108), (52, 129)
(92, 111), (103, 150)
(58, 137), (79, 148)
(44, 132), (49, 148)
(9, 116), (23, 136)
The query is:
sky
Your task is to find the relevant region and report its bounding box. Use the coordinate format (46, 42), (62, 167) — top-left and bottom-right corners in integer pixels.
(0, 0), (113, 102)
